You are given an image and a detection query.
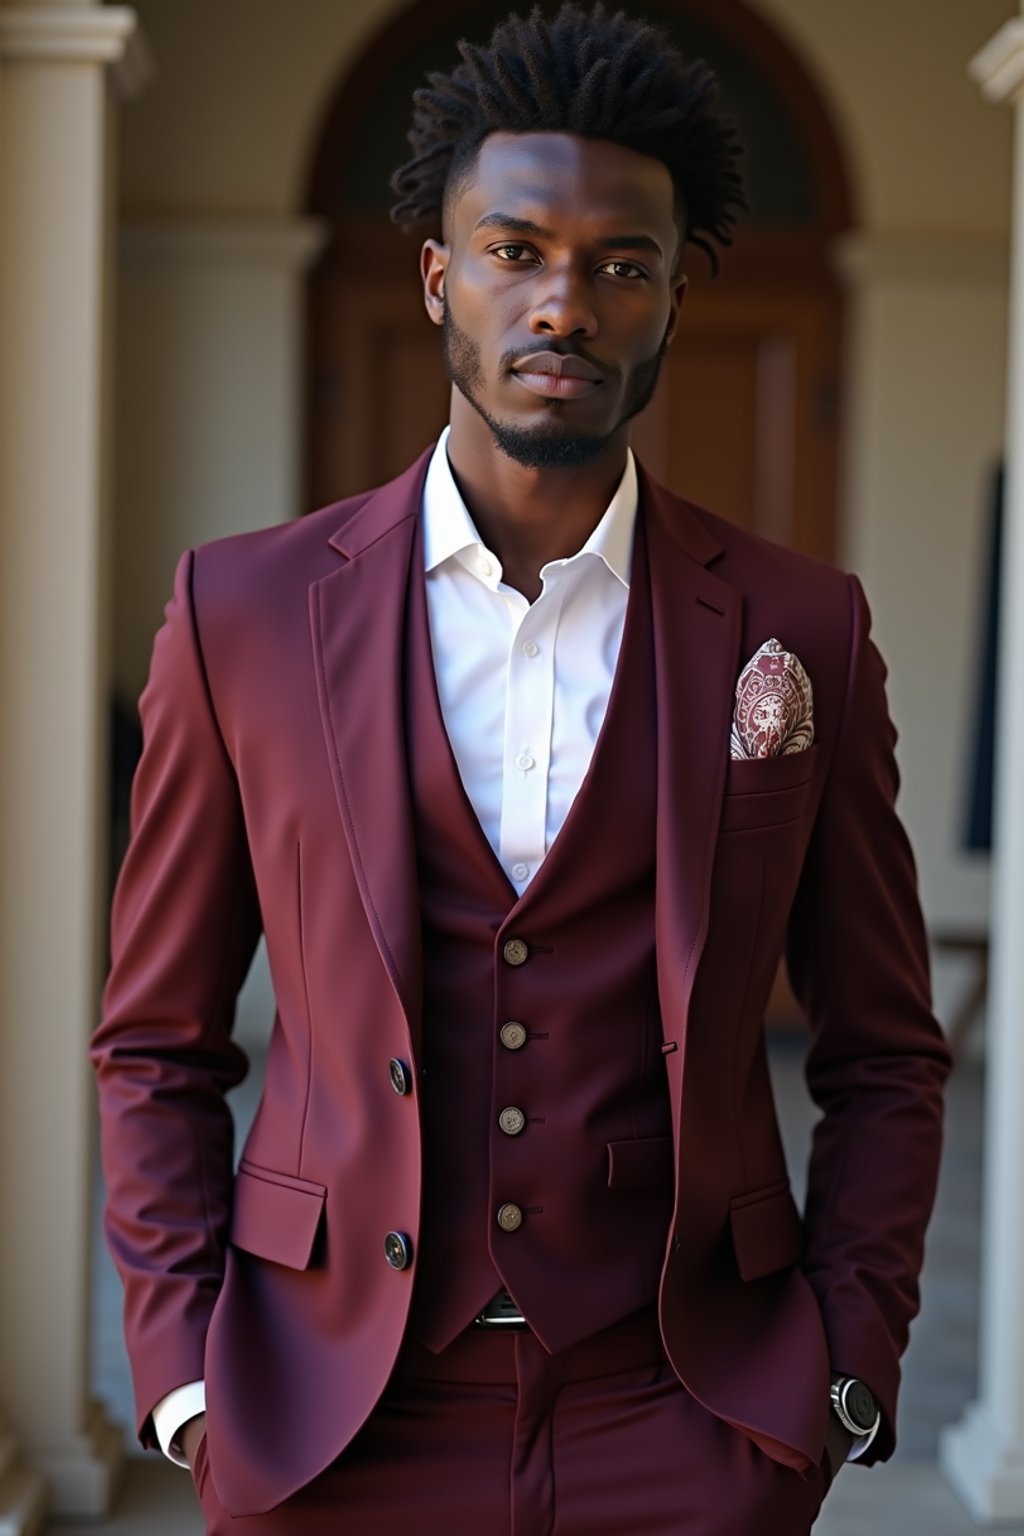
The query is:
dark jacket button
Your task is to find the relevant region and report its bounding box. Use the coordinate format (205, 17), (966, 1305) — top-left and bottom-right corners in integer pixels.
(389, 1058), (411, 1095)
(384, 1231), (412, 1269)
(503, 937), (529, 966)
(500, 1022), (527, 1050)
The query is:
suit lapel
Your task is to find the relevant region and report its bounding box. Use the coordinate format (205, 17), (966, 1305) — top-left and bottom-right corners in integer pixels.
(642, 467), (743, 1123)
(309, 449), (433, 1057)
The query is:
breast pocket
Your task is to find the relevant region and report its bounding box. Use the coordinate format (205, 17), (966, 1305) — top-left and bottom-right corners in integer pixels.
(719, 744), (818, 835)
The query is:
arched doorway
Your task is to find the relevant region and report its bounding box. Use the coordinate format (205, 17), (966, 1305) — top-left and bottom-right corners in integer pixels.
(303, 0), (855, 565)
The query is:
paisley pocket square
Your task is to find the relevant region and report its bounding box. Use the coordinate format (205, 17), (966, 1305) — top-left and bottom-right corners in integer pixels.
(730, 638), (814, 760)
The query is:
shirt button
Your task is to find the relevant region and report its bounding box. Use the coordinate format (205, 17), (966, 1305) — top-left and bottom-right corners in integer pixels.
(389, 1058), (411, 1095)
(523, 641), (539, 658)
(498, 1106), (526, 1136)
(503, 937), (529, 966)
(515, 752), (535, 771)
(511, 862), (529, 881)
(477, 556), (492, 577)
(384, 1231), (413, 1269)
(496, 1202), (523, 1233)
(500, 1021), (528, 1050)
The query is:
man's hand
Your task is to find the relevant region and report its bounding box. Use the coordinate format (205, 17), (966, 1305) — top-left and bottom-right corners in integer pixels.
(823, 1413), (855, 1484)
(181, 1412), (207, 1475)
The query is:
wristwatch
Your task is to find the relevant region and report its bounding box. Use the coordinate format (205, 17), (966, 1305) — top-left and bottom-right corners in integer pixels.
(829, 1374), (881, 1438)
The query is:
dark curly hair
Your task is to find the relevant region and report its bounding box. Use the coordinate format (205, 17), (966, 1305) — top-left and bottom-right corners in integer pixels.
(389, 2), (748, 277)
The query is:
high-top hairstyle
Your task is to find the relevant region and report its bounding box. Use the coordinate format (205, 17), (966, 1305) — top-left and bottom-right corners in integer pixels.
(390, 2), (748, 277)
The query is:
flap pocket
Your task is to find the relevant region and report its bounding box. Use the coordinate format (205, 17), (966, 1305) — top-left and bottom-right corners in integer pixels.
(729, 1180), (802, 1281)
(607, 1134), (674, 1192)
(229, 1159), (327, 1270)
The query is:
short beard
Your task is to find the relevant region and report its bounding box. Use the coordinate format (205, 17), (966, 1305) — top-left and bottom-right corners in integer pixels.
(442, 305), (669, 470)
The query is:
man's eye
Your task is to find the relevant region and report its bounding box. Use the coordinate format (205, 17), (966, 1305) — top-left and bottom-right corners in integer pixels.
(493, 244), (530, 261)
(602, 261), (645, 280)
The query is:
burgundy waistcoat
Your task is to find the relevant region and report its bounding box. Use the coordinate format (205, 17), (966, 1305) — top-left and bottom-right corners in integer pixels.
(405, 510), (674, 1353)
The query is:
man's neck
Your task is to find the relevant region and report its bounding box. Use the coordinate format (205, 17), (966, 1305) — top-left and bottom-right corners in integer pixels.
(445, 404), (630, 602)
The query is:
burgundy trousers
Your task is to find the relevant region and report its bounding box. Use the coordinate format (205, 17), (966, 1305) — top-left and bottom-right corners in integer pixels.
(191, 1310), (832, 1534)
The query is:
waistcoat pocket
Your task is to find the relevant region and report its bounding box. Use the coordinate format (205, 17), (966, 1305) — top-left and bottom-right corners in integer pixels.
(606, 1134), (674, 1192)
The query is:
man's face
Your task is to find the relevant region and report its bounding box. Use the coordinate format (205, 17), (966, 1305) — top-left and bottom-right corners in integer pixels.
(421, 132), (687, 470)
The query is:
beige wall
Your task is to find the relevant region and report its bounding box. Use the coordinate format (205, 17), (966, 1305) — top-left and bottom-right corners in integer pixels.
(114, 0), (1015, 967)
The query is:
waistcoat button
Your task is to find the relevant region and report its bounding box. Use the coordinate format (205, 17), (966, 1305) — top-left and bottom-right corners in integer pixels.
(500, 1021), (528, 1051)
(384, 1231), (412, 1269)
(496, 1202), (523, 1232)
(389, 1058), (411, 1095)
(498, 1106), (526, 1136)
(502, 937), (529, 966)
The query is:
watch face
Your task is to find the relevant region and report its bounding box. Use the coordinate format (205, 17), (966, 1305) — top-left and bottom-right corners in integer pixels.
(844, 1379), (878, 1432)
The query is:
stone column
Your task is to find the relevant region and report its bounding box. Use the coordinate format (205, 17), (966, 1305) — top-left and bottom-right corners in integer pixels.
(940, 14), (1024, 1526)
(0, 5), (150, 1525)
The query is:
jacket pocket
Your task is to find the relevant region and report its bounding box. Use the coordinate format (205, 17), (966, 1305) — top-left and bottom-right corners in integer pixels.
(229, 1158), (327, 1270)
(607, 1134), (674, 1192)
(729, 1179), (802, 1281)
(719, 745), (818, 834)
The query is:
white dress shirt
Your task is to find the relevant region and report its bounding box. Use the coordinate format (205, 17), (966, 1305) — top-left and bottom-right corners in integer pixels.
(422, 424), (637, 891)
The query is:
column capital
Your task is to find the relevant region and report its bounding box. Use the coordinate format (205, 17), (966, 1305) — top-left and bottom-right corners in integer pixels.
(0, 6), (152, 96)
(970, 17), (1024, 106)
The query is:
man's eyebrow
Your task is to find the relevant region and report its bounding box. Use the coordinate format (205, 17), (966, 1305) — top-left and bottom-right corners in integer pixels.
(473, 211), (664, 257)
(473, 212), (550, 238)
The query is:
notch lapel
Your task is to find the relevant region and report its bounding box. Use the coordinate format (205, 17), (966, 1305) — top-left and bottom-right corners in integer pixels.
(642, 467), (742, 1123)
(309, 450), (433, 1058)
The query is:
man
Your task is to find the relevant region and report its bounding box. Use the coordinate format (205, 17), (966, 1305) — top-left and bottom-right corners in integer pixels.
(91, 5), (952, 1532)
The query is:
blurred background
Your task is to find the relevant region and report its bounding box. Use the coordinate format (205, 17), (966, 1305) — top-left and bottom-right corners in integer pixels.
(1, 0), (1023, 1530)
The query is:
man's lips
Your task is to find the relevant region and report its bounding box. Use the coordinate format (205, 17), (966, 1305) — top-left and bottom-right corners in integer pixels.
(509, 350), (604, 400)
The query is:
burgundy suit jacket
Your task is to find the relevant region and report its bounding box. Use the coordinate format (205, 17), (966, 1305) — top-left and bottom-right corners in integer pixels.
(91, 445), (951, 1516)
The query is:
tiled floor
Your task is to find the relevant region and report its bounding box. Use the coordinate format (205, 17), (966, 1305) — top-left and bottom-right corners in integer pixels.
(68, 1038), (1009, 1534)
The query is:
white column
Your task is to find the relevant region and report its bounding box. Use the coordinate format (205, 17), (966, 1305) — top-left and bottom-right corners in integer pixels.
(0, 5), (150, 1525)
(940, 15), (1024, 1526)
(114, 216), (328, 699)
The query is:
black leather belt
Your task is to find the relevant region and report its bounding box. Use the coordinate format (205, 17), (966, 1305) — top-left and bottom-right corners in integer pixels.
(473, 1288), (528, 1329)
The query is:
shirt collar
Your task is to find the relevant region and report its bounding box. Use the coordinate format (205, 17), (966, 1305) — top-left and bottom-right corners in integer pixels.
(422, 423), (637, 589)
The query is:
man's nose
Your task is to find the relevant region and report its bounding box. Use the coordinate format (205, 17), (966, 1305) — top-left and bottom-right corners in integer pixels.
(528, 266), (597, 339)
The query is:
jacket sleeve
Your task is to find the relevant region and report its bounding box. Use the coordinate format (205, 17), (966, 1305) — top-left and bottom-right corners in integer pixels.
(785, 571), (952, 1463)
(90, 547), (262, 1449)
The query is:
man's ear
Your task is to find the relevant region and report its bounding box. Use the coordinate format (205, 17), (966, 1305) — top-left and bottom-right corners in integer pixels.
(664, 271), (688, 349)
(421, 239), (449, 327)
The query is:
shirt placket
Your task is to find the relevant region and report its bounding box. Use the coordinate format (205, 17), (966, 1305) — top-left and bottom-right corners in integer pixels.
(499, 575), (566, 894)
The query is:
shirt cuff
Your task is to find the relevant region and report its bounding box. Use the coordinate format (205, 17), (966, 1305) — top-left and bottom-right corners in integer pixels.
(151, 1380), (207, 1468)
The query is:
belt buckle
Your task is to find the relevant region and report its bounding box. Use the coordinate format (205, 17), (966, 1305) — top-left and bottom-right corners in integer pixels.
(473, 1288), (528, 1330)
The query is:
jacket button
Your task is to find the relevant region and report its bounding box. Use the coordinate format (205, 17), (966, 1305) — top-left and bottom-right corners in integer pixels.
(496, 1202), (523, 1232)
(389, 1058), (411, 1095)
(500, 1021), (527, 1050)
(498, 1106), (526, 1136)
(384, 1231), (412, 1269)
(503, 937), (529, 966)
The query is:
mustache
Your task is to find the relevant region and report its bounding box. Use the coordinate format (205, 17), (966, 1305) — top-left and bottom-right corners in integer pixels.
(501, 343), (619, 382)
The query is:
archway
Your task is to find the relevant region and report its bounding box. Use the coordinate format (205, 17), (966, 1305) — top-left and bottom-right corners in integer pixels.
(303, 0), (856, 565)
